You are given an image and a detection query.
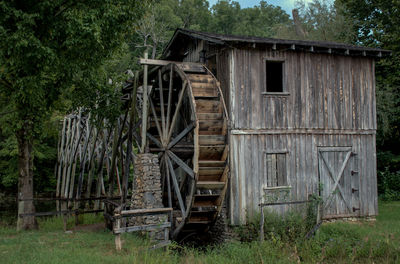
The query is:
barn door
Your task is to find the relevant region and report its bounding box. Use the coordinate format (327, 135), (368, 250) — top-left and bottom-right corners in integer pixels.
(318, 147), (360, 219)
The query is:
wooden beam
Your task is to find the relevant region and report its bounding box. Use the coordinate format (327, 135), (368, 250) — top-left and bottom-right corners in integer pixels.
(166, 150), (194, 179)
(166, 156), (186, 217)
(116, 207), (172, 217)
(167, 122), (195, 150)
(167, 81), (187, 142)
(140, 50), (149, 153)
(139, 58), (202, 67)
(114, 223), (171, 234)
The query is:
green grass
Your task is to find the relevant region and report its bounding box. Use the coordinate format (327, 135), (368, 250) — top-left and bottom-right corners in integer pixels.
(0, 202), (399, 263)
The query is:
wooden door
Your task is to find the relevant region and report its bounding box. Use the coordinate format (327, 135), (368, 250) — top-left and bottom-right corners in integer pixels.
(318, 147), (360, 219)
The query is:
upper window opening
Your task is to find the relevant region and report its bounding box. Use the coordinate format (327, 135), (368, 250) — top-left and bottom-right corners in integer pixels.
(266, 61), (283, 93)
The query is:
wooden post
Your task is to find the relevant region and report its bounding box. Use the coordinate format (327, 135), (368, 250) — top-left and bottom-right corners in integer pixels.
(75, 210), (79, 226)
(56, 118), (67, 212)
(140, 50), (149, 153)
(63, 212), (68, 231)
(115, 218), (122, 251)
(260, 206), (264, 242)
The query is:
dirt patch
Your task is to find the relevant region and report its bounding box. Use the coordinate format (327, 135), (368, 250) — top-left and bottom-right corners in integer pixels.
(73, 222), (106, 232)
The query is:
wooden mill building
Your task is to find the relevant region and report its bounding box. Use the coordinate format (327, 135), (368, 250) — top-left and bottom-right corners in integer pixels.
(160, 28), (390, 225)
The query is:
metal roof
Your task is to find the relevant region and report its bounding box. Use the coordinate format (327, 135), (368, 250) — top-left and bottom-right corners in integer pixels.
(163, 28), (391, 58)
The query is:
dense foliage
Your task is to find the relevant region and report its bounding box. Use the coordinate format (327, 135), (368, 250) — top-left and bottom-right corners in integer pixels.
(0, 0), (149, 229)
(0, 0), (399, 222)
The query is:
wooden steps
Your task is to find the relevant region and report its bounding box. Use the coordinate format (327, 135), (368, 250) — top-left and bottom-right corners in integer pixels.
(196, 181), (225, 189)
(199, 135), (225, 145)
(193, 194), (220, 207)
(195, 100), (222, 113)
(168, 68), (229, 236)
(199, 145), (225, 160)
(197, 113), (223, 120)
(198, 160), (226, 167)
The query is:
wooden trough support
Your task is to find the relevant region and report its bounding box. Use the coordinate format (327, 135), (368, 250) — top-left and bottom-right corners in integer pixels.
(104, 201), (172, 251)
(18, 196), (121, 230)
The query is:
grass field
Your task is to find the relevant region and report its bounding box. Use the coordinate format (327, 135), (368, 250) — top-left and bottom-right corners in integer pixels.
(0, 202), (399, 263)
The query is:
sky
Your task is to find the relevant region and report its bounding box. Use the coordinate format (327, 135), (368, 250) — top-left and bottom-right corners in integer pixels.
(207, 0), (316, 15)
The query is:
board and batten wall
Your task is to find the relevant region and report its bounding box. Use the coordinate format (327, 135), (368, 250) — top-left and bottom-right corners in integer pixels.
(225, 47), (377, 225)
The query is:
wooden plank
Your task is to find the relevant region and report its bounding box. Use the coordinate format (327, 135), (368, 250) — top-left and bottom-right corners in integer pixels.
(196, 181), (225, 189)
(141, 50), (149, 152)
(166, 156), (186, 217)
(277, 154), (286, 186)
(114, 223), (171, 234)
(188, 74), (214, 83)
(199, 120), (223, 132)
(166, 150), (194, 179)
(197, 113), (223, 120)
(118, 207), (172, 217)
(198, 174), (221, 181)
(139, 58), (201, 67)
(158, 69), (166, 139)
(199, 135), (225, 145)
(195, 99), (222, 113)
(193, 194), (219, 206)
(271, 154), (277, 187)
(199, 167), (224, 175)
(177, 63), (205, 73)
(166, 66), (173, 137)
(199, 145), (224, 160)
(192, 88), (218, 97)
(167, 122), (195, 150)
(191, 82), (215, 90)
(221, 145), (229, 161)
(167, 81), (187, 142)
(198, 160), (226, 167)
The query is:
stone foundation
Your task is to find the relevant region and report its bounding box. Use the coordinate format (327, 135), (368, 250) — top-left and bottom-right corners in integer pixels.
(130, 154), (167, 240)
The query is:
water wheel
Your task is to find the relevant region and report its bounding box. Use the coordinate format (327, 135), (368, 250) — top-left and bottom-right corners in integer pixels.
(145, 62), (229, 239)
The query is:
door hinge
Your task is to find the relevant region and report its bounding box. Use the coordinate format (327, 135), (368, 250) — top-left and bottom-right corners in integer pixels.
(352, 188), (359, 193)
(353, 207), (360, 212)
(351, 170), (358, 176)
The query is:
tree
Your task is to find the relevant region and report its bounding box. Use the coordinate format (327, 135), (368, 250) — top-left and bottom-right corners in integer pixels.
(275, 0), (355, 42)
(0, 0), (148, 230)
(338, 0), (400, 154)
(233, 1), (290, 38)
(209, 0), (241, 35)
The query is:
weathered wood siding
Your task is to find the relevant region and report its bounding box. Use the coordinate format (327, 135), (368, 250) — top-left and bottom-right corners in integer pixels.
(182, 39), (204, 63)
(228, 47), (377, 224)
(177, 41), (378, 225)
(229, 133), (377, 225)
(230, 48), (376, 130)
(216, 49), (231, 113)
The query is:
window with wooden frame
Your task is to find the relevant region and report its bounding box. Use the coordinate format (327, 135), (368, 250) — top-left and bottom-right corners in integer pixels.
(265, 152), (288, 187)
(264, 60), (286, 94)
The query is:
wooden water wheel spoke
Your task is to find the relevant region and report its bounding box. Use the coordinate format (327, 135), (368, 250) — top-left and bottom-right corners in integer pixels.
(167, 122), (195, 150)
(164, 156), (173, 209)
(167, 81), (187, 143)
(166, 66), (173, 134)
(146, 132), (162, 149)
(158, 70), (167, 137)
(166, 155), (186, 217)
(149, 97), (163, 142)
(166, 150), (194, 179)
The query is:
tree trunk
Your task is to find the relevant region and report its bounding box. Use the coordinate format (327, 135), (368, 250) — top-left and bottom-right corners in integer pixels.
(16, 127), (38, 230)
